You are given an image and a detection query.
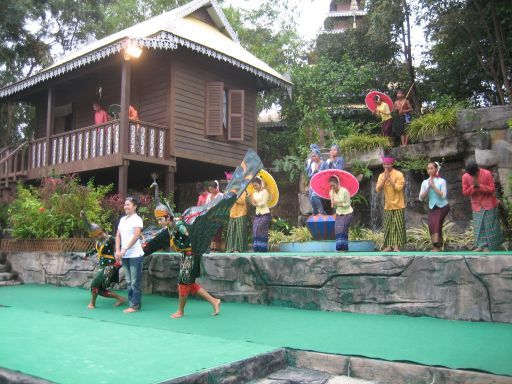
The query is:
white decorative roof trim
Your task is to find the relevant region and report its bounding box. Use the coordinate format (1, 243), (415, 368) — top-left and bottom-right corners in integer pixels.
(158, 32), (289, 90)
(174, 0), (238, 43)
(0, 37), (179, 98)
(0, 33), (289, 98)
(327, 10), (367, 17)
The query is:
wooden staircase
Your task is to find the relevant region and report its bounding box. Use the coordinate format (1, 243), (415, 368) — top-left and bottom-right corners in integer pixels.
(0, 141), (29, 199)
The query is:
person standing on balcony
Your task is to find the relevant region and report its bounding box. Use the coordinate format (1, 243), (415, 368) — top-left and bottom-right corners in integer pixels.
(376, 156), (406, 252)
(462, 160), (504, 251)
(93, 102), (108, 125)
(128, 105), (139, 120)
(115, 197), (145, 313)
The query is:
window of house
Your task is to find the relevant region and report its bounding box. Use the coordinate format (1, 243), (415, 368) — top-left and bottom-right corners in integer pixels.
(54, 103), (73, 133)
(206, 81), (244, 142)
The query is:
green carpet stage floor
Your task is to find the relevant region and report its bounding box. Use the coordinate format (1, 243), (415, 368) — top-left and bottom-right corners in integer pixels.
(1, 285), (511, 383)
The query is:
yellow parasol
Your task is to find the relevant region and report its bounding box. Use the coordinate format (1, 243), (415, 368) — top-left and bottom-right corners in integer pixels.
(246, 169), (279, 209)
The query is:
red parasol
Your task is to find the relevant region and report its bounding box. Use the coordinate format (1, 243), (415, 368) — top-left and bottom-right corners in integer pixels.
(365, 91), (393, 113)
(310, 170), (359, 199)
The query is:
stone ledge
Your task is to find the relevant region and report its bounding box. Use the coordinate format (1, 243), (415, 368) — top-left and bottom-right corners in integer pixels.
(6, 252), (512, 323)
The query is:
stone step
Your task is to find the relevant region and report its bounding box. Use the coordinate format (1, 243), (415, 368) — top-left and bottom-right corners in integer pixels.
(0, 272), (17, 281)
(327, 377), (375, 384)
(0, 280), (22, 287)
(251, 368), (376, 384)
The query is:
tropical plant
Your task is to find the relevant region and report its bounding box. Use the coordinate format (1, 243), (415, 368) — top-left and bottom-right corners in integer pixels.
(407, 220), (474, 250)
(395, 155), (429, 174)
(272, 155), (305, 182)
(351, 194), (368, 208)
(406, 106), (460, 141)
(349, 224), (384, 248)
(271, 217), (293, 235)
(268, 225), (312, 246)
(349, 160), (372, 180)
(338, 133), (391, 153)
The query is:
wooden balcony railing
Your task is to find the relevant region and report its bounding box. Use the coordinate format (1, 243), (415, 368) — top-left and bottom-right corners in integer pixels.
(0, 141), (29, 186)
(26, 119), (168, 172)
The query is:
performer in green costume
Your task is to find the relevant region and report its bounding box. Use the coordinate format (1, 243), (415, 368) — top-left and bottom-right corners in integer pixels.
(82, 212), (126, 309)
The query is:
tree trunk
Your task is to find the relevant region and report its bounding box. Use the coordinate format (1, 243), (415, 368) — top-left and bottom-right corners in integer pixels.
(491, 1), (512, 103)
(402, 0), (420, 111)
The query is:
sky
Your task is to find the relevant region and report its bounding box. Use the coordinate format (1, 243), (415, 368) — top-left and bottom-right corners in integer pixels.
(225, 0), (427, 65)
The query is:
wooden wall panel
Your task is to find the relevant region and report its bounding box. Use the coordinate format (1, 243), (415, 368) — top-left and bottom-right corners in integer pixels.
(172, 52), (257, 167)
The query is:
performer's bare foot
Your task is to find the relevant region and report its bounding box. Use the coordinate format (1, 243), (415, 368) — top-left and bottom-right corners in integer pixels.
(87, 303), (95, 309)
(212, 299), (221, 316)
(123, 307), (139, 313)
(482, 247), (489, 252)
(432, 247), (441, 252)
(171, 311), (184, 318)
(113, 298), (126, 307)
(382, 247), (392, 252)
(393, 247), (400, 252)
(474, 247), (483, 252)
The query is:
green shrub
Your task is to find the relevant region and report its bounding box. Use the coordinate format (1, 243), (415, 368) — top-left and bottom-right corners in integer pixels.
(338, 133), (391, 152)
(9, 176), (113, 239)
(406, 106), (460, 141)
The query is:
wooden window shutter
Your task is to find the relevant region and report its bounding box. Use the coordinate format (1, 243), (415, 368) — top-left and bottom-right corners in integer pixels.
(228, 89), (244, 141)
(205, 82), (224, 136)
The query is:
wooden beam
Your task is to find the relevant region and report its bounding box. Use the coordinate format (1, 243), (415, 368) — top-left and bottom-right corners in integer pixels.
(118, 160), (129, 198)
(169, 56), (176, 158)
(45, 87), (55, 173)
(163, 166), (175, 198)
(120, 59), (131, 154)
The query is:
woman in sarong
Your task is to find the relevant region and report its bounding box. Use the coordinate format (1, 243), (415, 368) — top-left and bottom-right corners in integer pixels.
(329, 176), (353, 252)
(373, 95), (393, 138)
(82, 212), (125, 309)
(376, 157), (406, 251)
(462, 160), (504, 251)
(249, 176), (271, 252)
(419, 162), (450, 251)
(225, 191), (249, 252)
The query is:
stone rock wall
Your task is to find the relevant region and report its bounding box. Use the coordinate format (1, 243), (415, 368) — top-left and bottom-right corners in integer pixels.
(8, 252), (512, 324)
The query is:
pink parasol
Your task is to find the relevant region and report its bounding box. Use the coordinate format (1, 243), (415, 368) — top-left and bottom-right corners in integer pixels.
(365, 91), (393, 113)
(310, 170), (359, 199)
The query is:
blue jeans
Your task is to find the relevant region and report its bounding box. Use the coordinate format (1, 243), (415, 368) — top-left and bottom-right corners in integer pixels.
(309, 188), (326, 215)
(122, 256), (143, 309)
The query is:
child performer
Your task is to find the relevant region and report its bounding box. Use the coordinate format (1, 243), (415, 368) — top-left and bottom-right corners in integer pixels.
(143, 202), (221, 318)
(81, 212), (125, 309)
